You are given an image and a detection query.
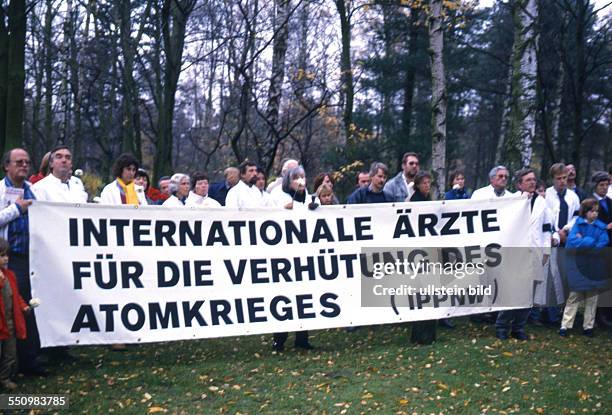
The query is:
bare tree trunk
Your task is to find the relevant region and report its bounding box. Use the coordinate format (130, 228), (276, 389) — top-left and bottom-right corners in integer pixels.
(4, 0), (27, 151)
(152, 0), (196, 181)
(262, 0), (290, 173)
(118, 0), (150, 160)
(400, 7), (419, 170)
(335, 0), (353, 140)
(0, 8), (8, 152)
(495, 61), (513, 166)
(43, 0), (54, 149)
(428, 0), (447, 197)
(570, 0), (588, 169)
(505, 0), (538, 170)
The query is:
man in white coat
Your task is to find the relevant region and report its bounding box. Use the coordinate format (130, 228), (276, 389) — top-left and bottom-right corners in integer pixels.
(542, 162), (581, 324)
(225, 161), (263, 209)
(495, 168), (552, 340)
(471, 166), (515, 200)
(32, 146), (88, 203)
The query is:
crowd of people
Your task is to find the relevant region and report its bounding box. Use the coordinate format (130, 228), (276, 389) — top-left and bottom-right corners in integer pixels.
(0, 145), (610, 389)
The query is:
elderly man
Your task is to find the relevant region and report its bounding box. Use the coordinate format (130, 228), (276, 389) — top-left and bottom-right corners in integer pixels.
(0, 148), (46, 375)
(384, 152), (420, 201)
(347, 162), (393, 204)
(267, 159), (298, 194)
(225, 161), (263, 208)
(495, 168), (552, 340)
(32, 146), (88, 203)
(471, 166), (515, 199)
(209, 167), (240, 206)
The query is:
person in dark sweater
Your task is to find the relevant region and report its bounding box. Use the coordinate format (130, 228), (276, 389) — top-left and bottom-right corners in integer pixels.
(346, 162), (394, 204)
(410, 171), (433, 202)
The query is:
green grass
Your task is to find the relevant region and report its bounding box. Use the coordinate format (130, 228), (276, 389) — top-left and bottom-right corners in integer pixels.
(18, 320), (611, 414)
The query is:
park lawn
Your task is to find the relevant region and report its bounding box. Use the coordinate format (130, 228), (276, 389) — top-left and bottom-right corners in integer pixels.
(18, 320), (610, 414)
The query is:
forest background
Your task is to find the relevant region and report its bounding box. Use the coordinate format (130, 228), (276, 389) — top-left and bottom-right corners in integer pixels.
(0, 0), (609, 198)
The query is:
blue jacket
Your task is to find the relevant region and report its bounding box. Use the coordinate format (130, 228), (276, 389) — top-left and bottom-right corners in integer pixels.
(444, 188), (471, 200)
(567, 217), (609, 248)
(383, 172), (409, 202)
(564, 217), (610, 292)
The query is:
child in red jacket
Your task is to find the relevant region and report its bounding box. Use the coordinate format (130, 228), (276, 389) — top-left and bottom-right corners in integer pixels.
(0, 238), (30, 390)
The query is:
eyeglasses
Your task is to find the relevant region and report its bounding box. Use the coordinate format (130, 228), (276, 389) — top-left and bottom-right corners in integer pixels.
(11, 159), (31, 166)
(496, 174), (508, 179)
(408, 162), (419, 166)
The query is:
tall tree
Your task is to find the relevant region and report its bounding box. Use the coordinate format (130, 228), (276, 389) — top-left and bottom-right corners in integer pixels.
(1, 0), (27, 151)
(428, 0), (447, 196)
(151, 0), (196, 180)
(334, 0), (354, 140)
(261, 0), (291, 173)
(505, 0), (538, 170)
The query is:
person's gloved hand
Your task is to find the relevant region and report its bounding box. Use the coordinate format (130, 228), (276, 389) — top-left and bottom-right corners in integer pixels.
(308, 195), (319, 210)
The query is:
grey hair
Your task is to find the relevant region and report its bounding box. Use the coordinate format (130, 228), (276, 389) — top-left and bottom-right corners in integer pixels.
(281, 165), (305, 193)
(168, 173), (190, 194)
(489, 165), (509, 180)
(281, 159), (299, 175)
(369, 161), (388, 177)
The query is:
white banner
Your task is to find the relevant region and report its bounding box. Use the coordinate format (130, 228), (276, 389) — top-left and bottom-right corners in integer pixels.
(30, 197), (533, 347)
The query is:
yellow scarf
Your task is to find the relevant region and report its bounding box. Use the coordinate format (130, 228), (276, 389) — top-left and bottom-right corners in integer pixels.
(117, 178), (140, 205)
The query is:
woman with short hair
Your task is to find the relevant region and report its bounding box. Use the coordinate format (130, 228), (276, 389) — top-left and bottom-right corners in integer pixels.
(162, 173), (191, 207)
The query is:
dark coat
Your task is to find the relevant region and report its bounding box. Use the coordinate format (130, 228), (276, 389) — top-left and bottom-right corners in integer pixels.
(346, 186), (394, 204)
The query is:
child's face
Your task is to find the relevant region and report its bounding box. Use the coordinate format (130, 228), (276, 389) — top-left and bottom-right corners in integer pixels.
(586, 208), (599, 223)
(0, 253), (8, 268)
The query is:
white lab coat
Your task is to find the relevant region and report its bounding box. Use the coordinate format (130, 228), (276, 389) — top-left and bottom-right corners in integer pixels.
(99, 179), (148, 206)
(32, 174), (88, 203)
(471, 185), (516, 200)
(225, 180), (264, 209)
(185, 191), (221, 208)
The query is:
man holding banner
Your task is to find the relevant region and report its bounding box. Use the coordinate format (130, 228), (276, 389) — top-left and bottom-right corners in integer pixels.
(0, 148), (46, 376)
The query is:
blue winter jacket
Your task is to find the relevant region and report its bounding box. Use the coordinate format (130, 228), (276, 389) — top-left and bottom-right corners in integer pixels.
(444, 188), (471, 200)
(565, 217), (610, 292)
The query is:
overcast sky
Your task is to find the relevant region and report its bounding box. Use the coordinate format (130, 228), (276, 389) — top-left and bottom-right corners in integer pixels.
(477, 0), (611, 17)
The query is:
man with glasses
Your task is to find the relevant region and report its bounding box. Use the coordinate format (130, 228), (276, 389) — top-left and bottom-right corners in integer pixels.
(384, 152), (420, 202)
(471, 166), (515, 199)
(0, 148), (47, 376)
